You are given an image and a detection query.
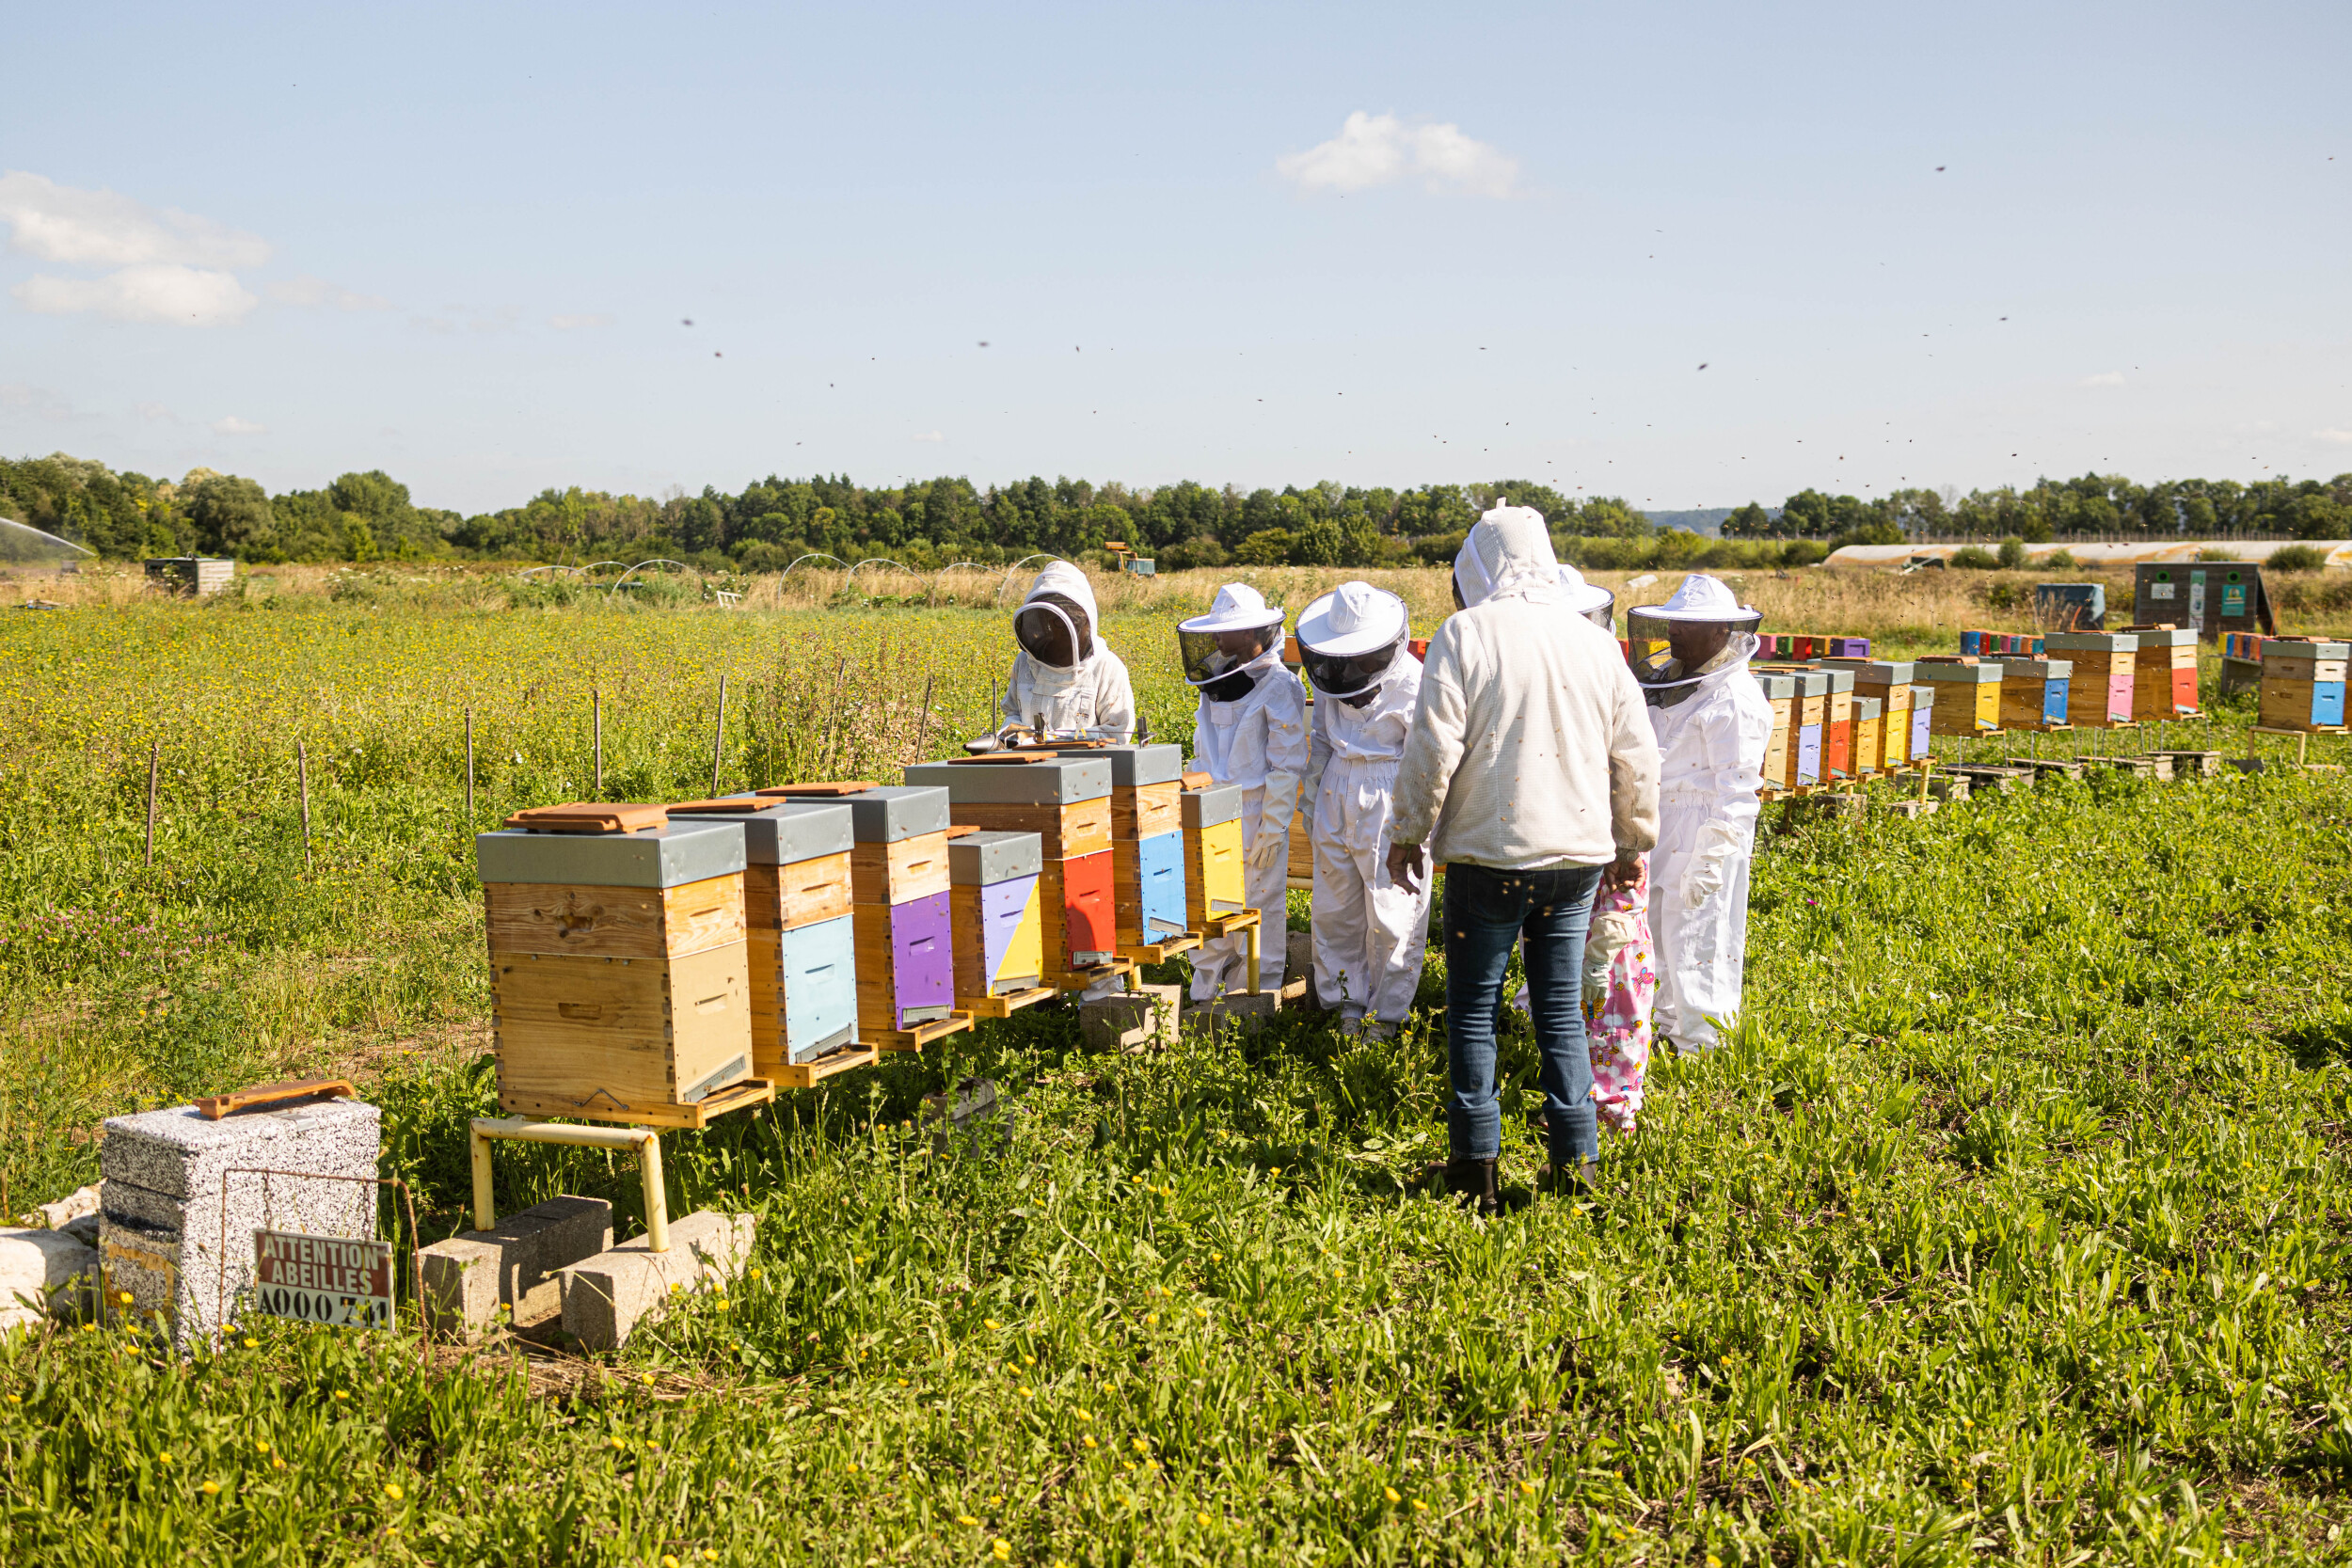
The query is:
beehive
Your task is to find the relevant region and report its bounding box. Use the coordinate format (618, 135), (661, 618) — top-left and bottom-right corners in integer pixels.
(1784, 669), (1828, 785)
(1914, 658), (2002, 736)
(2044, 632), (2137, 727)
(1992, 658), (2072, 732)
(1851, 696), (1883, 778)
(1100, 744), (1189, 951)
(1828, 660), (1915, 768)
(478, 817), (755, 1121)
(1756, 672), (1794, 792)
(1907, 686), (1936, 760)
(1181, 784), (1247, 927)
(903, 756), (1120, 981)
(2258, 638), (2350, 731)
(947, 830), (1045, 1000)
(1818, 666), (1855, 782)
(787, 784), (954, 1035)
(2126, 626), (2200, 720)
(666, 800), (858, 1072)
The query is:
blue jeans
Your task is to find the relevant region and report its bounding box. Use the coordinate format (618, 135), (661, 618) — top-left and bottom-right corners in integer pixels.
(1442, 861), (1602, 1166)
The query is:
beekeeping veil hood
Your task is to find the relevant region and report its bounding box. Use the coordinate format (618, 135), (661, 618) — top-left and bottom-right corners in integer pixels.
(1555, 563), (1615, 629)
(1014, 560), (1098, 672)
(1177, 582), (1286, 689)
(1626, 574), (1761, 708)
(1452, 504), (1565, 610)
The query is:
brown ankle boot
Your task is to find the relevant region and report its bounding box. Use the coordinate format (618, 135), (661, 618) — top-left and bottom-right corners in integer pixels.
(1423, 1155), (1500, 1216)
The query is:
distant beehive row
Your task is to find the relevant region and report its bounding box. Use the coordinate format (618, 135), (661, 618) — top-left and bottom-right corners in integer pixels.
(472, 744), (1257, 1126)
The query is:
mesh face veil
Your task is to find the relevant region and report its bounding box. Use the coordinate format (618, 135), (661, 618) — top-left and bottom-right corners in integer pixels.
(1014, 596), (1092, 669)
(1626, 604), (1762, 708)
(1179, 626), (1275, 689)
(1301, 638), (1401, 700)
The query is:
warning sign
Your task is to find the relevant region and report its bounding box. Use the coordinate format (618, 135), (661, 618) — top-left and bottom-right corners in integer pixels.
(250, 1229), (393, 1330)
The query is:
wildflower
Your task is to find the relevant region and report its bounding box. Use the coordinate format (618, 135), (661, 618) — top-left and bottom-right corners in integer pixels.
(243, 1338), (257, 1348)
(957, 1514), (979, 1528)
(1132, 1438), (1149, 1453)
(663, 1557), (681, 1568)
(1412, 1499), (1428, 1512)
(706, 1553), (721, 1562)
(332, 1389), (348, 1402)
(384, 1482), (404, 1500)
(157, 1451), (173, 1465)
(984, 1318), (1001, 1330)
(118, 1291), (134, 1306)
(1074, 1409), (1092, 1422)
(255, 1440), (270, 1453)
(1518, 1481), (1535, 1496)
(992, 1543), (1011, 1562)
(1197, 1512), (1214, 1528)
(200, 1480), (220, 1495)
(749, 1269), (763, 1281)
(1143, 1313), (1157, 1324)
(610, 1436), (628, 1450)
(1083, 1436), (1098, 1449)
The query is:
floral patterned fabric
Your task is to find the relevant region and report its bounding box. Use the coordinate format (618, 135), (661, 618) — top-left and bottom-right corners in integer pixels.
(1583, 854), (1658, 1135)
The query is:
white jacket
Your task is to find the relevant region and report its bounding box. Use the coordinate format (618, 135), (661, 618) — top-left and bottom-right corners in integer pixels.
(1649, 669), (1772, 823)
(1308, 657), (1422, 847)
(1193, 648), (1311, 838)
(1391, 515), (1660, 868)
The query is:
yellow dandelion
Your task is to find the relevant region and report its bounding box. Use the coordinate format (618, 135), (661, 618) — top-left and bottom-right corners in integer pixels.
(984, 1318), (1001, 1330)
(749, 1269), (763, 1281)
(662, 1556), (681, 1568)
(847, 1463), (859, 1474)
(1197, 1512), (1214, 1528)
(1411, 1498), (1427, 1512)
(1083, 1435), (1098, 1449)
(384, 1482), (404, 1500)
(200, 1480), (220, 1495)
(1518, 1481), (1535, 1495)
(992, 1543), (1011, 1562)
(242, 1338), (257, 1348)
(957, 1513), (980, 1528)
(158, 1451), (173, 1465)
(254, 1439), (270, 1453)
(332, 1389), (348, 1402)
(1074, 1409), (1092, 1422)
(1383, 1486), (1401, 1503)
(118, 1291), (134, 1305)
(1131, 1437), (1149, 1452)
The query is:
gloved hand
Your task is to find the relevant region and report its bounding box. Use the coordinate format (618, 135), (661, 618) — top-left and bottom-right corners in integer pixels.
(1685, 821), (1744, 907)
(1247, 831), (1288, 872)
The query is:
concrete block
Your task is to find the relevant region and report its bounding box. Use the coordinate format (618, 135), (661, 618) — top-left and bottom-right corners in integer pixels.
(98, 1098), (378, 1347)
(420, 1196), (612, 1337)
(1184, 991), (1280, 1038)
(559, 1210), (755, 1351)
(1928, 775), (1971, 803)
(28, 1183), (98, 1230)
(0, 1227), (99, 1333)
(1079, 985), (1182, 1053)
(1881, 799), (1936, 818)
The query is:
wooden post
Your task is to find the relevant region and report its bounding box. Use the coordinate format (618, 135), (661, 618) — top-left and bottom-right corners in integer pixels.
(711, 673), (728, 796)
(465, 707), (475, 823)
(297, 741), (313, 873)
(911, 673), (935, 764)
(594, 688), (603, 793)
(144, 742), (159, 867)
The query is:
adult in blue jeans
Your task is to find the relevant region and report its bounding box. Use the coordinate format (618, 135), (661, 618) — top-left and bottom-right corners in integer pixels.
(1388, 503), (1660, 1215)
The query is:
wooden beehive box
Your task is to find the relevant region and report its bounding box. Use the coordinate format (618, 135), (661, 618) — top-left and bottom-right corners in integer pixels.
(1825, 659), (1915, 768)
(2258, 638), (2350, 731)
(1851, 696), (1883, 778)
(1100, 744), (1190, 946)
(947, 830), (1045, 1000)
(778, 784), (954, 1036)
(1756, 672), (1794, 792)
(1181, 783), (1248, 927)
(904, 756), (1119, 981)
(1992, 658), (2072, 732)
(666, 799), (859, 1072)
(1773, 668), (1827, 785)
(2045, 632), (2137, 727)
(2125, 626), (2200, 720)
(1915, 658), (2002, 736)
(1907, 686), (1936, 760)
(1817, 666), (1854, 782)
(477, 816), (756, 1120)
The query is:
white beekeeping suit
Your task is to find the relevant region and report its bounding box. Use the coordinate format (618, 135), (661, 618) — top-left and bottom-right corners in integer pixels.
(1630, 574), (1772, 1053)
(997, 561), (1136, 741)
(1296, 582), (1430, 1034)
(1180, 584), (1308, 999)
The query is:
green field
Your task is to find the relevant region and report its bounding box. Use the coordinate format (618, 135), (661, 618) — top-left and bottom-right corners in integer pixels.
(3, 588), (2351, 1564)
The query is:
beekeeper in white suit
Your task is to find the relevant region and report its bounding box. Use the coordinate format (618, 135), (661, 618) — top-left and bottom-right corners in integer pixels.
(1180, 583), (1307, 999)
(1295, 582), (1428, 1037)
(1627, 575), (1772, 1053)
(995, 561), (1136, 741)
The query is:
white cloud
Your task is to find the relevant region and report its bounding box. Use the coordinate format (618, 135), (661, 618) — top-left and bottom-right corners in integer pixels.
(210, 415), (266, 436)
(2080, 371), (2126, 387)
(268, 274), (391, 311)
(912, 430), (945, 443)
(2315, 428), (2352, 444)
(548, 312), (613, 330)
(0, 170), (269, 267)
(14, 263), (258, 325)
(1277, 111), (1519, 198)
(0, 383), (86, 422)
(135, 401), (180, 423)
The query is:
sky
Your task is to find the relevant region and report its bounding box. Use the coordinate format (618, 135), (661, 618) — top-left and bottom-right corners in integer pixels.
(2, 1), (2348, 516)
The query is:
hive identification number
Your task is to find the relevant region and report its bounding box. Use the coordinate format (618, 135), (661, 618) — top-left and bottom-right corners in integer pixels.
(250, 1228), (394, 1332)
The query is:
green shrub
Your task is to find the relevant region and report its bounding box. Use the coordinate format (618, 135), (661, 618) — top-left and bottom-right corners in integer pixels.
(2267, 543), (2328, 573)
(1232, 528), (1292, 566)
(2045, 548), (2076, 568)
(1950, 545), (1998, 569)
(1997, 536), (2027, 569)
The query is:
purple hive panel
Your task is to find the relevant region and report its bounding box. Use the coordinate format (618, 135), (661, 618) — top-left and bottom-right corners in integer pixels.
(890, 893), (954, 1028)
(980, 875), (1038, 982)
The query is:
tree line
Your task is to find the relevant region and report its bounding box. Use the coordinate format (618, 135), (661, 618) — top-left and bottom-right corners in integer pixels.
(5, 451), (2348, 575)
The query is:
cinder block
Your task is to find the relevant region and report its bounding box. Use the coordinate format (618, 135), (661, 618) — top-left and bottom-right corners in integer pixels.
(559, 1210), (755, 1351)
(0, 1227), (99, 1334)
(98, 1098), (378, 1348)
(1184, 992), (1281, 1037)
(1080, 985), (1182, 1053)
(1881, 799), (1936, 819)
(421, 1196), (613, 1337)
(1928, 775), (1972, 802)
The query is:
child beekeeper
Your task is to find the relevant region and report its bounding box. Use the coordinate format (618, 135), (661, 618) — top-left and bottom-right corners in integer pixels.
(1626, 574), (1770, 1053)
(1295, 581), (1427, 1039)
(995, 561), (1136, 741)
(1179, 583), (1307, 1000)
